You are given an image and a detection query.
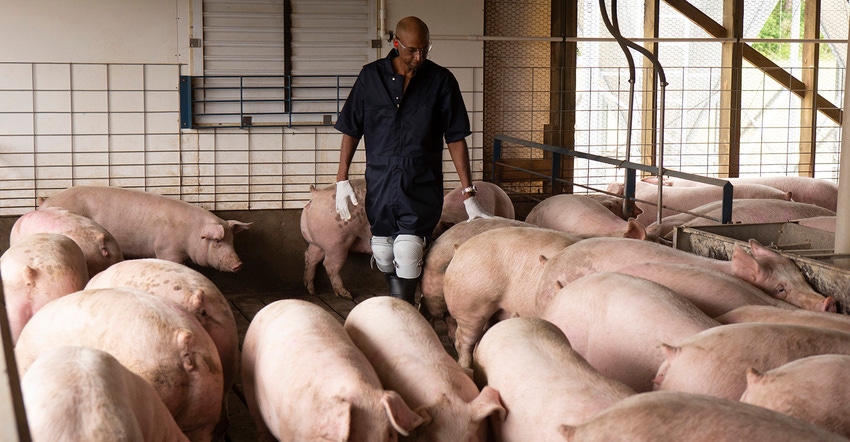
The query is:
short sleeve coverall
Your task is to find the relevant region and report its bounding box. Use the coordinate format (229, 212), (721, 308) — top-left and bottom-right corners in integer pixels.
(334, 50), (472, 240)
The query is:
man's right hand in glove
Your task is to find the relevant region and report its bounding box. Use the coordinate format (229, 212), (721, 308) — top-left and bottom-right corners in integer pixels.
(335, 180), (358, 221)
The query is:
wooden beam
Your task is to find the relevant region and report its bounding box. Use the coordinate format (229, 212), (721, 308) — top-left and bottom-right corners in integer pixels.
(799, 0), (821, 177)
(641, 0), (660, 170)
(0, 286), (31, 442)
(719, 0), (743, 178)
(547, 0), (576, 194)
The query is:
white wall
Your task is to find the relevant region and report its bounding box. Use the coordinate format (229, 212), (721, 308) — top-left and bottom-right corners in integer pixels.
(0, 0), (486, 215)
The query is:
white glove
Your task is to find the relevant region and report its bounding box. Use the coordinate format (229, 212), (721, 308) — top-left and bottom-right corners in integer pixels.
(463, 196), (494, 221)
(335, 180), (358, 220)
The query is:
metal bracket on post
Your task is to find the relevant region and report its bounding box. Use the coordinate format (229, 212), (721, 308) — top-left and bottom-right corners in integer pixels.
(721, 181), (734, 224)
(179, 76), (193, 129)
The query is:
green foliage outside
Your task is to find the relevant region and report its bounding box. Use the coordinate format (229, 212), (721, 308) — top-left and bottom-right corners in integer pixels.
(753, 0), (833, 61)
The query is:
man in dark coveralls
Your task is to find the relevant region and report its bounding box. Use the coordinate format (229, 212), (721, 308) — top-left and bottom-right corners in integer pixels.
(334, 16), (491, 305)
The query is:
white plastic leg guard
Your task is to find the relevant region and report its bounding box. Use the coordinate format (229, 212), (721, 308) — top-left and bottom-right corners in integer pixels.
(370, 236), (395, 273)
(393, 234), (425, 279)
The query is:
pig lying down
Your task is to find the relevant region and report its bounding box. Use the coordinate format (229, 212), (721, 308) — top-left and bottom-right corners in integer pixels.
(39, 185), (251, 272)
(241, 299), (426, 441)
(21, 346), (189, 442)
(345, 296), (504, 441)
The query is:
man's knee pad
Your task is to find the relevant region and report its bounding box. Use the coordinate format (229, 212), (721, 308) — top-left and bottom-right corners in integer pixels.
(393, 234), (425, 279)
(370, 236), (395, 273)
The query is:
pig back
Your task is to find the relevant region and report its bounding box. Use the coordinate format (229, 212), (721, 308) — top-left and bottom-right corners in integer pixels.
(654, 322), (850, 401)
(85, 258), (239, 396)
(21, 345), (189, 442)
(11, 206), (124, 276)
(242, 299), (425, 441)
(559, 390), (848, 442)
(345, 296), (503, 442)
(15, 287), (224, 442)
(473, 317), (635, 440)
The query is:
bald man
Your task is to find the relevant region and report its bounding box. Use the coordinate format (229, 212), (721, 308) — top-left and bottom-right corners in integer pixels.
(334, 16), (491, 305)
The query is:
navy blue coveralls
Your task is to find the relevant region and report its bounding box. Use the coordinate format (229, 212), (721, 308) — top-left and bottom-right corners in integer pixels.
(334, 50), (472, 240)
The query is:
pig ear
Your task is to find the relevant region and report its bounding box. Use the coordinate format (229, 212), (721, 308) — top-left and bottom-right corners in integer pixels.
(201, 223), (225, 240)
(96, 233), (109, 257)
(730, 243), (761, 283)
(470, 385), (506, 423)
(227, 220), (252, 234)
(318, 397), (352, 442)
(747, 239), (775, 259)
(24, 266), (38, 287)
(177, 329), (196, 372)
(558, 424), (576, 440)
(382, 390), (429, 436)
(622, 219), (647, 240)
(188, 290), (206, 317)
(745, 367), (765, 386)
(661, 343), (679, 361)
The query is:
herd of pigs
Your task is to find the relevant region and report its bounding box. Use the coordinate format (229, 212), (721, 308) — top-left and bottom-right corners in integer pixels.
(1, 175), (848, 441)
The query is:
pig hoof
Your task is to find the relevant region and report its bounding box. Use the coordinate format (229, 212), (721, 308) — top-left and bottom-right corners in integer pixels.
(335, 289), (353, 300)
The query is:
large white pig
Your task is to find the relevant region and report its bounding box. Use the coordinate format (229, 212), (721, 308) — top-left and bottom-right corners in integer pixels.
(649, 199), (835, 239)
(241, 299), (426, 441)
(345, 296), (505, 442)
(558, 390), (848, 442)
(420, 217), (533, 323)
(432, 181), (516, 238)
(607, 179), (792, 226)
(740, 354), (850, 438)
(716, 304), (850, 333)
(301, 179), (372, 299)
(535, 237), (835, 314)
(473, 317), (635, 441)
(10, 206), (124, 276)
(0, 232), (89, 344)
(39, 185), (251, 272)
(541, 272), (719, 392)
(443, 226), (582, 368)
(653, 322), (850, 401)
(21, 346), (189, 442)
(614, 262), (796, 318)
(301, 180), (515, 299)
(644, 175), (839, 212)
(85, 258), (239, 436)
(524, 194), (657, 241)
(15, 287), (224, 442)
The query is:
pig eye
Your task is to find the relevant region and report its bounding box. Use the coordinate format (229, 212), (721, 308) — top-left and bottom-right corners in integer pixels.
(776, 285), (786, 294)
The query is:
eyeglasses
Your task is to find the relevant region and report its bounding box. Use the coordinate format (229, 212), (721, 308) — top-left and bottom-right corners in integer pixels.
(395, 38), (432, 58)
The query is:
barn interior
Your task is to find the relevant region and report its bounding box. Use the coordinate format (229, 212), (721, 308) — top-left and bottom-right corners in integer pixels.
(2, 0), (850, 441)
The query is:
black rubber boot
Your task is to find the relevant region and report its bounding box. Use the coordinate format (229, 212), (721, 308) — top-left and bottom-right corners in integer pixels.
(385, 274), (418, 305)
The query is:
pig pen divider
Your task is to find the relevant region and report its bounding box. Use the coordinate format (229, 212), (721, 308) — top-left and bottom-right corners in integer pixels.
(491, 134), (734, 225)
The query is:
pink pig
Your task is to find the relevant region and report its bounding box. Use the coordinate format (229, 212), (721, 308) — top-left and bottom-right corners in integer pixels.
(716, 304), (850, 333)
(535, 237), (835, 314)
(740, 354), (850, 439)
(653, 322), (850, 401)
(39, 185), (250, 272)
(11, 206), (124, 276)
(524, 194), (656, 241)
(473, 317), (635, 441)
(432, 181), (516, 238)
(15, 287), (225, 442)
(443, 226), (582, 369)
(345, 296), (505, 442)
(241, 299), (426, 441)
(559, 390), (847, 441)
(0, 232), (89, 344)
(21, 346), (189, 442)
(541, 272), (719, 392)
(85, 258), (239, 437)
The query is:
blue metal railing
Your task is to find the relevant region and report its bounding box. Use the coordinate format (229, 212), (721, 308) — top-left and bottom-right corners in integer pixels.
(492, 134), (735, 224)
(180, 74), (358, 129)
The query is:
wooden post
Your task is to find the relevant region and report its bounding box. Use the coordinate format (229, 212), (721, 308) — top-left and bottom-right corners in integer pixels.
(0, 279), (31, 442)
